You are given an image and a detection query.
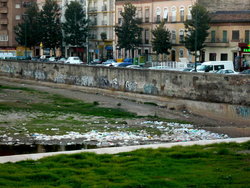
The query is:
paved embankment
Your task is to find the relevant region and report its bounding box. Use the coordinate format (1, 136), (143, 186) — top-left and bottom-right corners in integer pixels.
(1, 137), (249, 163)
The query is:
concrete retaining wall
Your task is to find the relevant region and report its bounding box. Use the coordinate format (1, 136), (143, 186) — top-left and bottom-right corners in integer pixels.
(1, 60), (250, 124)
(0, 60), (250, 106)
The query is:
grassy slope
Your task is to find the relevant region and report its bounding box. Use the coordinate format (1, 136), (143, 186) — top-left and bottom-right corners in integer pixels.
(0, 142), (249, 187)
(0, 85), (136, 119)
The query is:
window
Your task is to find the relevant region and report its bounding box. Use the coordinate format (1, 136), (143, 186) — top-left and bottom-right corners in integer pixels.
(209, 53), (216, 61)
(214, 65), (224, 71)
(222, 30), (227, 42)
(138, 49), (141, 55)
(163, 8), (168, 22)
(221, 53), (228, 61)
(232, 30), (239, 41)
(145, 29), (149, 44)
(137, 8), (142, 19)
(187, 6), (192, 20)
(145, 8), (149, 23)
(211, 30), (216, 42)
(15, 4), (21, 8)
(118, 10), (122, 24)
(179, 29), (184, 43)
(171, 30), (176, 43)
(15, 15), (21, 20)
(171, 6), (176, 22)
(245, 30), (250, 43)
(0, 35), (8, 41)
(179, 49), (184, 58)
(156, 7), (161, 22)
(180, 7), (185, 22)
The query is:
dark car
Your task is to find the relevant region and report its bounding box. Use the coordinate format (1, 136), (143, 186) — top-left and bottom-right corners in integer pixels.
(239, 69), (250, 74)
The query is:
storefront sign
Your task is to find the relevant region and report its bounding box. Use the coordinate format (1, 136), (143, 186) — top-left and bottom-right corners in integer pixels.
(243, 43), (250, 52)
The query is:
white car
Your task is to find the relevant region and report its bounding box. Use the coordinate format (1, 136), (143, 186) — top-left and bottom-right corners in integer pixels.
(215, 69), (238, 74)
(65, 57), (83, 64)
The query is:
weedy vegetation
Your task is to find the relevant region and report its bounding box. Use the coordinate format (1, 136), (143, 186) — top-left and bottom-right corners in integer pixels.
(0, 142), (249, 187)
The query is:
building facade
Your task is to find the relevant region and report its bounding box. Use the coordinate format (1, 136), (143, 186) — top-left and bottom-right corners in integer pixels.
(88, 0), (115, 61)
(115, 0), (195, 62)
(203, 11), (250, 70)
(0, 0), (37, 58)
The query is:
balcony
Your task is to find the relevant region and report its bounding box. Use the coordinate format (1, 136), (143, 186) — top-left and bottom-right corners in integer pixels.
(118, 18), (122, 25)
(169, 16), (177, 23)
(186, 15), (192, 20)
(205, 38), (230, 47)
(102, 5), (107, 11)
(89, 7), (97, 12)
(89, 20), (97, 26)
(144, 17), (149, 23)
(102, 20), (107, 25)
(0, 18), (7, 25)
(154, 17), (161, 24)
(89, 34), (97, 39)
(0, 7), (7, 13)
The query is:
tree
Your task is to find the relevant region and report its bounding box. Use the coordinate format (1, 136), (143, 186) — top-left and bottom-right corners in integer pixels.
(40, 0), (62, 55)
(63, 1), (88, 46)
(184, 3), (210, 59)
(151, 21), (172, 60)
(14, 2), (41, 49)
(115, 3), (142, 58)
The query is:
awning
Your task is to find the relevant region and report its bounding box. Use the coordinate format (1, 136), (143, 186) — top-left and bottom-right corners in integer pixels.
(105, 46), (113, 50)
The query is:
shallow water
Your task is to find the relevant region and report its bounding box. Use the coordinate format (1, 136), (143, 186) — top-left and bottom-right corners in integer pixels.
(0, 144), (97, 156)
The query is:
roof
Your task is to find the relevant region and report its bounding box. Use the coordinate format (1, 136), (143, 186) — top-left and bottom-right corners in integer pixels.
(210, 11), (250, 23)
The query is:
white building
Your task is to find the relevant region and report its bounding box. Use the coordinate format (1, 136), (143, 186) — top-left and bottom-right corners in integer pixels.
(88, 0), (115, 61)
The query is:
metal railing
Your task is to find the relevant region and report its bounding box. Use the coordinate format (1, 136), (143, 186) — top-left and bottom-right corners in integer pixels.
(151, 61), (188, 70)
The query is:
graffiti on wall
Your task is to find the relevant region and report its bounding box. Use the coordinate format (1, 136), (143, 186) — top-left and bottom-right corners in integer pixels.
(125, 81), (137, 92)
(111, 78), (119, 89)
(76, 76), (94, 86)
(34, 70), (46, 80)
(144, 84), (158, 95)
(235, 106), (250, 118)
(54, 73), (66, 83)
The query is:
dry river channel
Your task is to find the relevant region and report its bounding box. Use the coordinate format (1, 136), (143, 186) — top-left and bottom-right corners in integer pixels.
(0, 76), (249, 156)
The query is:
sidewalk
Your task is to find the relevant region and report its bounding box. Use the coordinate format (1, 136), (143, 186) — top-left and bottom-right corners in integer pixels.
(1, 137), (249, 163)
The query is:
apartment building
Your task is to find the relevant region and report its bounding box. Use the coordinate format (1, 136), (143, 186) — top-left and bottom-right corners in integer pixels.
(88, 0), (115, 60)
(198, 0), (250, 68)
(115, 0), (195, 61)
(204, 11), (250, 63)
(0, 0), (36, 57)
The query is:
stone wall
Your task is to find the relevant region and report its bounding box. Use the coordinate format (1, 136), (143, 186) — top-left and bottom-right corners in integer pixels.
(198, 0), (250, 12)
(1, 60), (250, 107)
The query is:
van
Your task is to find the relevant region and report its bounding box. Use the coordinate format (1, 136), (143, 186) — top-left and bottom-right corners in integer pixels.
(197, 61), (234, 73)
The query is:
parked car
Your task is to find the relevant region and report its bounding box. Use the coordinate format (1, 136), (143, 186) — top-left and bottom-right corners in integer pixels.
(90, 59), (102, 64)
(102, 59), (117, 66)
(239, 69), (250, 74)
(215, 69), (237, 74)
(65, 57), (83, 64)
(48, 56), (56, 62)
(181, 68), (193, 72)
(126, 65), (144, 69)
(57, 57), (67, 63)
(117, 61), (133, 67)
